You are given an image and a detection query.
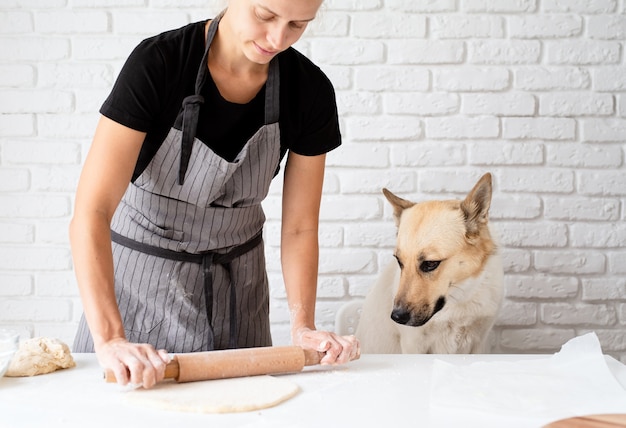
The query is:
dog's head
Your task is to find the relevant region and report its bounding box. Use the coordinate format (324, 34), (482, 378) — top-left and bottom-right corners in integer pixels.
(383, 173), (496, 327)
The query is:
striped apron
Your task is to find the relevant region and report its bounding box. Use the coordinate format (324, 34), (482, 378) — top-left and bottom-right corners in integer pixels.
(73, 14), (280, 353)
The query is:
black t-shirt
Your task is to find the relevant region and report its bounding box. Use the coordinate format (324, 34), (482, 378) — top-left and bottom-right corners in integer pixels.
(100, 20), (342, 182)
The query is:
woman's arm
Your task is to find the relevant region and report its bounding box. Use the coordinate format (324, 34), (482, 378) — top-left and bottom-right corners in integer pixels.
(281, 151), (360, 364)
(70, 116), (168, 387)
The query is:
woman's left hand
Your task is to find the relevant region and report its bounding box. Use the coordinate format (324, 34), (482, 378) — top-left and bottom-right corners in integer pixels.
(293, 327), (361, 365)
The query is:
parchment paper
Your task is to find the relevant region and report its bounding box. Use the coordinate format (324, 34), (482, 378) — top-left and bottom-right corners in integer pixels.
(429, 333), (626, 427)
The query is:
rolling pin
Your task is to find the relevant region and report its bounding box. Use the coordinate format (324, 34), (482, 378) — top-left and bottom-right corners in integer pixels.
(104, 345), (326, 384)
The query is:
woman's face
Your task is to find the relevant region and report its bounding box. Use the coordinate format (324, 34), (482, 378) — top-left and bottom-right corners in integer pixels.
(226, 0), (323, 64)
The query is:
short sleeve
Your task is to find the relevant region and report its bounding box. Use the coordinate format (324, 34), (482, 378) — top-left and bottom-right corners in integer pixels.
(100, 38), (167, 132)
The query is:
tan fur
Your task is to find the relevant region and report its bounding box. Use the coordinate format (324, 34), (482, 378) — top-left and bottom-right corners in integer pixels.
(356, 173), (504, 354)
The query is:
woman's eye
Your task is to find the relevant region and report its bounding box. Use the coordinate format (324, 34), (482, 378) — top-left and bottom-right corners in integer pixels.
(256, 12), (273, 22)
(289, 22), (305, 30)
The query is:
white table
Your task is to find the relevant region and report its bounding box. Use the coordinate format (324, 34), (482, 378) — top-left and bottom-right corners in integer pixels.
(1, 353), (625, 428)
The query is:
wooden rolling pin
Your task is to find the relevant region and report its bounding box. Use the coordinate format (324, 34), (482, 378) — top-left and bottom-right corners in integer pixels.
(104, 346), (326, 384)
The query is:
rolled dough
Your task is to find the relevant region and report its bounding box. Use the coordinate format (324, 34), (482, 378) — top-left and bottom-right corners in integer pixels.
(124, 375), (300, 413)
(6, 337), (75, 377)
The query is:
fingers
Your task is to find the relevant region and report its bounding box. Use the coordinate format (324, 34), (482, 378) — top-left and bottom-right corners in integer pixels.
(294, 328), (361, 366)
(97, 340), (168, 389)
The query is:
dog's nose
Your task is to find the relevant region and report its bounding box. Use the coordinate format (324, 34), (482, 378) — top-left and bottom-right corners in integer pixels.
(391, 308), (411, 325)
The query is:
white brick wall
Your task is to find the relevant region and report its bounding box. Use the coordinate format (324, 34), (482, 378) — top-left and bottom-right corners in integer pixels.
(1, 1), (625, 361)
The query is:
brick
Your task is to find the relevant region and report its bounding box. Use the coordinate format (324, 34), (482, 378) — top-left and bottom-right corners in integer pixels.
(0, 11), (33, 33)
(319, 195), (382, 221)
(35, 272), (77, 297)
(432, 15), (504, 39)
(425, 116), (499, 139)
(312, 40), (384, 65)
(510, 15), (582, 38)
(0, 223), (34, 244)
(541, 303), (617, 326)
(386, 0), (456, 12)
(30, 166), (81, 192)
(2, 141), (81, 165)
(72, 36), (141, 60)
(578, 171), (626, 196)
(539, 93), (613, 116)
(392, 142), (466, 166)
(319, 250), (377, 274)
(0, 168), (29, 191)
(324, 0), (382, 10)
(0, 90), (73, 114)
(341, 170), (416, 194)
(505, 275), (578, 299)
(582, 278), (626, 301)
(462, 93), (536, 116)
(581, 119), (626, 142)
(0, 114), (34, 136)
(497, 222), (568, 247)
(435, 67), (511, 91)
(534, 250), (606, 274)
(346, 116), (422, 141)
(37, 220), (72, 245)
(501, 248), (532, 273)
(542, 0), (617, 13)
(0, 274), (33, 296)
(0, 65), (34, 87)
(594, 67), (626, 91)
(469, 40), (541, 64)
(546, 41), (621, 65)
(344, 223), (396, 247)
(111, 11), (189, 35)
(515, 66), (590, 90)
(587, 15), (626, 39)
(0, 37), (69, 61)
(35, 11), (108, 33)
(494, 301), (537, 326)
(326, 144), (390, 168)
(463, 0), (537, 12)
(547, 143), (622, 168)
(0, 195), (70, 218)
(491, 194), (542, 220)
(355, 67), (430, 91)
(388, 40), (464, 64)
(317, 277), (347, 299)
(0, 299), (72, 321)
(353, 13), (426, 38)
(544, 197), (620, 221)
(74, 88), (110, 113)
(503, 117), (576, 140)
(609, 253), (626, 274)
(417, 170), (494, 193)
(336, 91), (380, 115)
(385, 93), (458, 116)
(500, 329), (575, 352)
(38, 63), (114, 89)
(619, 95), (626, 117)
(499, 168), (574, 193)
(469, 142), (543, 165)
(570, 223), (626, 248)
(37, 113), (99, 138)
(71, 0), (145, 6)
(1, 0), (66, 6)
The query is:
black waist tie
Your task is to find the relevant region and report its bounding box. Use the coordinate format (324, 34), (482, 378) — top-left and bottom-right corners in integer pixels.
(110, 230), (263, 350)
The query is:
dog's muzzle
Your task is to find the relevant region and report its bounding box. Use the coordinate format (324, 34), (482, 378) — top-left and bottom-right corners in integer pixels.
(391, 296), (446, 327)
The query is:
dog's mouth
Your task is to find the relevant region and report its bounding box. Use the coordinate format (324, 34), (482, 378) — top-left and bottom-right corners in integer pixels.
(391, 296), (446, 327)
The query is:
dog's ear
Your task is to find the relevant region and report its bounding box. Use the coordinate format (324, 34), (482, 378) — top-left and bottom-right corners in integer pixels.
(460, 173), (492, 236)
(382, 188), (415, 226)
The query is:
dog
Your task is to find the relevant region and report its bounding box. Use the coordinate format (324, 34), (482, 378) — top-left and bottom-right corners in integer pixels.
(355, 173), (503, 354)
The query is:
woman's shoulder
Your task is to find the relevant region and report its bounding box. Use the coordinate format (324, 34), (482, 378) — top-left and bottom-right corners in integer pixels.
(277, 47), (333, 89)
(133, 20), (207, 60)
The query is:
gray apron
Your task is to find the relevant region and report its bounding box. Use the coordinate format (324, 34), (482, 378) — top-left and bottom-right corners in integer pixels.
(74, 13), (280, 353)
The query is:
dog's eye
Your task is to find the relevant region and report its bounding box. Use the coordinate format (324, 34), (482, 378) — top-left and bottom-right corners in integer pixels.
(419, 260), (440, 273)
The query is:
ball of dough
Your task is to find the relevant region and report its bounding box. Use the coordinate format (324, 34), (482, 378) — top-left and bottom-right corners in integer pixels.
(5, 337), (75, 377)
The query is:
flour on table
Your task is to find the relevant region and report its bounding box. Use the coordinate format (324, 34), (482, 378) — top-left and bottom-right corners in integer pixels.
(124, 375), (300, 413)
(6, 337), (76, 377)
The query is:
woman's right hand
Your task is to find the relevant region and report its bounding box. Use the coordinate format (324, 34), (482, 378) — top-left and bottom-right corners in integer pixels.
(96, 338), (170, 389)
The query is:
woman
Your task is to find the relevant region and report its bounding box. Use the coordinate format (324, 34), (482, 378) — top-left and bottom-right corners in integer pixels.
(70, 0), (359, 389)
